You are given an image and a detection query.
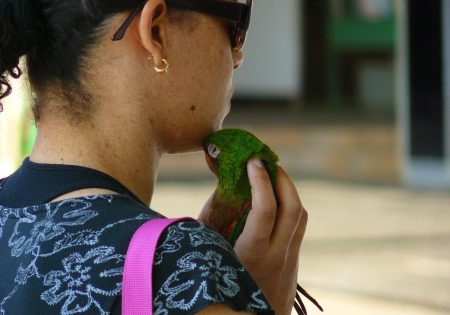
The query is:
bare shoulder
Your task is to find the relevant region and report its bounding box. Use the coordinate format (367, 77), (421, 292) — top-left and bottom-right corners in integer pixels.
(195, 304), (255, 315)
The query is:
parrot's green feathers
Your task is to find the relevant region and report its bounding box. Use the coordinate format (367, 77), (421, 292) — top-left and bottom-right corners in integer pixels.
(202, 129), (323, 314)
(203, 128), (279, 203)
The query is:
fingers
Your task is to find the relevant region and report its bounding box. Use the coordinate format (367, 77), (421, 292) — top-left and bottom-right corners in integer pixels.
(239, 158), (277, 244)
(271, 166), (304, 245)
(278, 208), (307, 304)
(296, 208), (308, 250)
(288, 208), (308, 266)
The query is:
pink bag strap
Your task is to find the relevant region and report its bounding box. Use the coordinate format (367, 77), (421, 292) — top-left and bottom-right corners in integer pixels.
(122, 217), (196, 314)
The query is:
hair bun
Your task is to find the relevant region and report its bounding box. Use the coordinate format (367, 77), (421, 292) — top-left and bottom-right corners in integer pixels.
(1, 0), (46, 57)
(1, 0), (46, 103)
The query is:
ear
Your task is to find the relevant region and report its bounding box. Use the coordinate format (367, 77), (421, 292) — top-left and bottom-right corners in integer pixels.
(139, 0), (168, 69)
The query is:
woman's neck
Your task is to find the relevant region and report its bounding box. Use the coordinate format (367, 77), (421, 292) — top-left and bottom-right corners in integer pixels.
(30, 112), (161, 206)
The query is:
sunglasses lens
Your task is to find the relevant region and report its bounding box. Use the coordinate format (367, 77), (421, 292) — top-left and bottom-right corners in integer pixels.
(232, 3), (251, 50)
(230, 24), (246, 50)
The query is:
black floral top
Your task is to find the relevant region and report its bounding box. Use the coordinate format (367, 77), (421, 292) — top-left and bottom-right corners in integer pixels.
(0, 159), (274, 314)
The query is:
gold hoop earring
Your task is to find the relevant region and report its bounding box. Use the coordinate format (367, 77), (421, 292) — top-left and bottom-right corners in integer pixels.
(147, 56), (169, 73)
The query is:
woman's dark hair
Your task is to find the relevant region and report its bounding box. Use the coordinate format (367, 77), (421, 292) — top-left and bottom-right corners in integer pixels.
(0, 0), (188, 121)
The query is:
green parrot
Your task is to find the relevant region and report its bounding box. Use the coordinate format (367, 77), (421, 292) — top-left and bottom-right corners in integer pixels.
(202, 128), (323, 315)
(202, 128), (279, 246)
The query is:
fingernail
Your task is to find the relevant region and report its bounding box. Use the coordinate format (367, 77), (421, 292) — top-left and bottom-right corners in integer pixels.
(250, 158), (263, 168)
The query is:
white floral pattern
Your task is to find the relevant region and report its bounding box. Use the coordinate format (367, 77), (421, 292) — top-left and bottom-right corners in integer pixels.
(0, 195), (274, 315)
(41, 246), (123, 314)
(246, 289), (272, 311)
(178, 221), (235, 254)
(154, 225), (185, 266)
(8, 199), (97, 257)
(157, 250), (240, 311)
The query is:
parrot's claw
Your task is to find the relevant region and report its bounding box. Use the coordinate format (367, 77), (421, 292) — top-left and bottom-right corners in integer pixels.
(294, 283), (323, 315)
(295, 291), (307, 315)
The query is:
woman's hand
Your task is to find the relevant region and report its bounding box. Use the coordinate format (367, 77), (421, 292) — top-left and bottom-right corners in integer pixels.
(199, 159), (308, 315)
(233, 159), (308, 315)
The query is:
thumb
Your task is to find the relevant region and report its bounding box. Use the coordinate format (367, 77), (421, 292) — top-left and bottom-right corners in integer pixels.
(197, 190), (216, 225)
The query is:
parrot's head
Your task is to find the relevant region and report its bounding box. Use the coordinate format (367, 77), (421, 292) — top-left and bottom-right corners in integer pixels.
(203, 128), (279, 197)
(203, 129), (263, 175)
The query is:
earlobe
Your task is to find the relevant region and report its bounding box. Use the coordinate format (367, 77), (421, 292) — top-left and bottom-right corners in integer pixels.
(139, 0), (168, 69)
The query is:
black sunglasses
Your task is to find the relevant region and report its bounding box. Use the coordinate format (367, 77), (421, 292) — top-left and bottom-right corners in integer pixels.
(111, 0), (253, 51)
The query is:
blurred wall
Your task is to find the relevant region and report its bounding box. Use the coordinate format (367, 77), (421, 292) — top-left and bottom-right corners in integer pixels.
(0, 62), (26, 178)
(233, 0), (302, 99)
(0, 59), (35, 178)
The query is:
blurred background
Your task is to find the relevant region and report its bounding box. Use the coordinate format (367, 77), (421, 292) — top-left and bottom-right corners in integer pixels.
(1, 0), (449, 314)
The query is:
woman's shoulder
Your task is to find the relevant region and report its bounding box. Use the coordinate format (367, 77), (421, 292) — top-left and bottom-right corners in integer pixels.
(151, 220), (275, 315)
(73, 196), (274, 315)
(0, 194), (274, 314)
(0, 194), (161, 314)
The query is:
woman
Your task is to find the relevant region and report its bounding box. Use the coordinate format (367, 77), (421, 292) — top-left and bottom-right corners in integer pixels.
(0, 0), (308, 314)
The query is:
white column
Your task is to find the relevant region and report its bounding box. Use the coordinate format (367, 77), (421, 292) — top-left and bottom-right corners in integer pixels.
(444, 0), (450, 185)
(396, 0), (450, 188)
(395, 0), (410, 186)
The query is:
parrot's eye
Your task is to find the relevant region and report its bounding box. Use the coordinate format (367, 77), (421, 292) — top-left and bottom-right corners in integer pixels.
(207, 144), (221, 159)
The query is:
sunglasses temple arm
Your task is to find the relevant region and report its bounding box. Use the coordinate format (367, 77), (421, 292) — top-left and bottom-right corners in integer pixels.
(112, 1), (146, 41)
